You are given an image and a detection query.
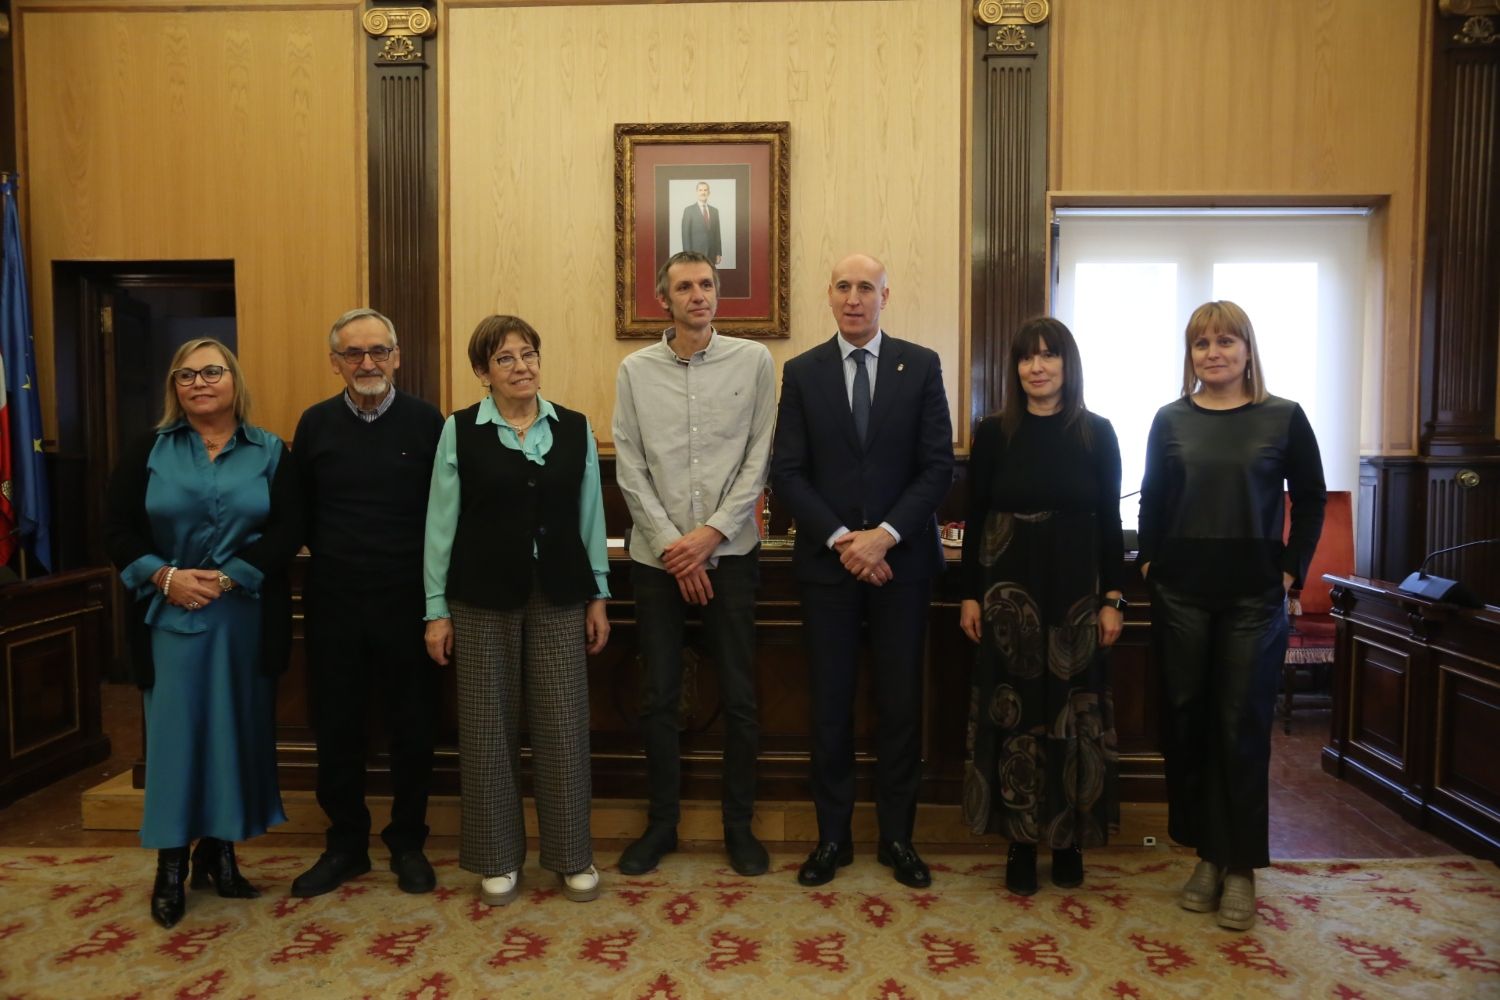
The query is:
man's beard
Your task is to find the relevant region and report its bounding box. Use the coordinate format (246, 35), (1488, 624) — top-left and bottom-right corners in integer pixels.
(352, 376), (390, 398)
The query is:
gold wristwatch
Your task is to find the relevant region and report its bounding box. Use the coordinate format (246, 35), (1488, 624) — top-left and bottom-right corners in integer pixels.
(217, 571), (235, 592)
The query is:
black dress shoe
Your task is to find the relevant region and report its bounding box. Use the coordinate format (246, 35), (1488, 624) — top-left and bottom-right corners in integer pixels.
(797, 841), (853, 887)
(1006, 842), (1038, 896)
(189, 838), (259, 899)
(390, 850), (437, 894)
(151, 846), (190, 928)
(724, 826), (769, 877)
(617, 824), (677, 875)
(1051, 846), (1084, 889)
(290, 850), (372, 898)
(877, 840), (932, 889)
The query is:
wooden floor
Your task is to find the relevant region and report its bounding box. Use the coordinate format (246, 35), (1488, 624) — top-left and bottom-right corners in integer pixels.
(0, 682), (1461, 859)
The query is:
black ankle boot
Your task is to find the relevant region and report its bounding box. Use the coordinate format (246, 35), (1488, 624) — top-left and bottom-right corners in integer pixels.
(1005, 842), (1038, 896)
(151, 846), (190, 928)
(190, 837), (259, 899)
(1051, 846), (1084, 888)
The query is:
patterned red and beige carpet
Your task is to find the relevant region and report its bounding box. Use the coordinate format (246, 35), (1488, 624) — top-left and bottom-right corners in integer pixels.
(1, 847), (1496, 998)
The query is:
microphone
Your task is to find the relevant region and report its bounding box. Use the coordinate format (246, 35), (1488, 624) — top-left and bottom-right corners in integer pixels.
(1398, 538), (1498, 609)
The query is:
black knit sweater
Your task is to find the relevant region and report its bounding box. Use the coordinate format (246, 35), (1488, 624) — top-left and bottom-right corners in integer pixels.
(292, 390), (444, 592)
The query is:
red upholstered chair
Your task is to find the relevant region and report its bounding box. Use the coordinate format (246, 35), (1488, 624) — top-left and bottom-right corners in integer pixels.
(1281, 490), (1353, 732)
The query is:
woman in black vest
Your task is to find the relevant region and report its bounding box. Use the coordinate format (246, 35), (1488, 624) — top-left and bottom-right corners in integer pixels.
(423, 315), (612, 905)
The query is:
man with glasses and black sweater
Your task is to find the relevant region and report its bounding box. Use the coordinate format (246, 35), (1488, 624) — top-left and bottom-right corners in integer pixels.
(289, 308), (445, 898)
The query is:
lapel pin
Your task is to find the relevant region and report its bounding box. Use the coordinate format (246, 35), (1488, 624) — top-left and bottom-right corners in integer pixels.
(896, 362), (905, 372)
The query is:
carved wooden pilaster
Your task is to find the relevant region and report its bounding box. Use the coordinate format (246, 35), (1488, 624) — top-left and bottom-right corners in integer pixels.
(1422, 0), (1500, 455)
(363, 3), (440, 405)
(969, 1), (1050, 425)
(1375, 0), (1500, 603)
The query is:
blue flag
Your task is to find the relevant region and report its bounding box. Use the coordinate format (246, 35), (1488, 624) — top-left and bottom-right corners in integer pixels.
(1, 176), (53, 573)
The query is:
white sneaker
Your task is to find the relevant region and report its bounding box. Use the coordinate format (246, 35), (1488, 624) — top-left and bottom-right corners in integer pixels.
(560, 864), (600, 902)
(480, 871), (521, 906)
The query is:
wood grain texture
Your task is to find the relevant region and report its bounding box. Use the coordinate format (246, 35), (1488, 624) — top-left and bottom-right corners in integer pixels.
(445, 1), (966, 439)
(18, 4), (366, 442)
(1051, 0), (1430, 454)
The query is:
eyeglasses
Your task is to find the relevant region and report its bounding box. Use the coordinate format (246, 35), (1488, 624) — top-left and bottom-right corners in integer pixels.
(333, 346), (397, 364)
(492, 350), (540, 370)
(172, 365), (228, 386)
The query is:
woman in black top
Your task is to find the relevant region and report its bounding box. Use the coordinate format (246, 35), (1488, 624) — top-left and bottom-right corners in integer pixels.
(959, 317), (1125, 896)
(1139, 300), (1325, 931)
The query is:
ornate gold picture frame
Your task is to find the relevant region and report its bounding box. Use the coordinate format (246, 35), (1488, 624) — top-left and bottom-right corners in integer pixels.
(614, 122), (790, 339)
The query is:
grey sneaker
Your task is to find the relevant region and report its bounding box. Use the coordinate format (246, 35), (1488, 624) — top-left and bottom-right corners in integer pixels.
(1179, 860), (1223, 912)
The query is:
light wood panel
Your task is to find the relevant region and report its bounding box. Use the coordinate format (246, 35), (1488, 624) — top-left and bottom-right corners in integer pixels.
(18, 4), (366, 442)
(1050, 0), (1429, 454)
(445, 1), (967, 439)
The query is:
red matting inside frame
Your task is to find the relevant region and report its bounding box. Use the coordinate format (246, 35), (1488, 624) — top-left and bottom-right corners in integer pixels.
(632, 142), (773, 321)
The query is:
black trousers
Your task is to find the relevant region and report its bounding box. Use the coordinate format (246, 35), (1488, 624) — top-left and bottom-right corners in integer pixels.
(801, 575), (931, 843)
(305, 581), (439, 856)
(1152, 580), (1287, 870)
(632, 553), (761, 828)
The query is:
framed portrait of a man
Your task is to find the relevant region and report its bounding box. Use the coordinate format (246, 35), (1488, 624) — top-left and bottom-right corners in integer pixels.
(614, 121), (790, 339)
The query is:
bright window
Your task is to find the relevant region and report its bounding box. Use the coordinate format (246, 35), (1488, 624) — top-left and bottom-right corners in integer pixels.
(1052, 208), (1370, 532)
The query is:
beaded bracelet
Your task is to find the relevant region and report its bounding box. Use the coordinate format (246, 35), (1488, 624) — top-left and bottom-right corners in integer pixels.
(161, 566), (177, 598)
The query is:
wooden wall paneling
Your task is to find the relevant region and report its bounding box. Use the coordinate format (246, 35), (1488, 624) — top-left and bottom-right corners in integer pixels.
(17, 5), (366, 442)
(1423, 457), (1500, 603)
(969, 1), (1050, 427)
(1050, 0), (1428, 456)
(1421, 3), (1500, 455)
(444, 2), (964, 439)
(364, 3), (441, 406)
(1357, 456), (1423, 581)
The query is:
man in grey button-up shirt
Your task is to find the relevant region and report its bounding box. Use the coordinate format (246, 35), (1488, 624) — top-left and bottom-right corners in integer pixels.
(611, 251), (776, 879)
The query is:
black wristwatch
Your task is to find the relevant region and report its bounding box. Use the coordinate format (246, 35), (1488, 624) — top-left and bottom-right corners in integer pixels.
(1101, 595), (1128, 611)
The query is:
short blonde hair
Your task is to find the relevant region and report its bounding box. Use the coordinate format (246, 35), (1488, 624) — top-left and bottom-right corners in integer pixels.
(1180, 300), (1268, 403)
(156, 338), (251, 430)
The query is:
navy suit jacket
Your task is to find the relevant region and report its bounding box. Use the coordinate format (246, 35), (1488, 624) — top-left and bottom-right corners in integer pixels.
(771, 333), (954, 585)
(681, 202), (722, 259)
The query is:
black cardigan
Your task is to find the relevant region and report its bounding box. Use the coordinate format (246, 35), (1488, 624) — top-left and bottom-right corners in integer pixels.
(103, 428), (305, 689)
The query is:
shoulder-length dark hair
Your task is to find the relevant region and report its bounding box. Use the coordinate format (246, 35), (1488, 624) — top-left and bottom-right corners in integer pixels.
(1000, 316), (1091, 447)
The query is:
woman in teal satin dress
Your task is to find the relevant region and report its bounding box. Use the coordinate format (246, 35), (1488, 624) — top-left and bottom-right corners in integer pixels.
(105, 338), (303, 928)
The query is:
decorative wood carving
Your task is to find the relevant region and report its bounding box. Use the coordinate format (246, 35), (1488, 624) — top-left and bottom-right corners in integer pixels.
(969, 7), (1049, 425)
(973, 1), (1050, 26)
(364, 3), (440, 405)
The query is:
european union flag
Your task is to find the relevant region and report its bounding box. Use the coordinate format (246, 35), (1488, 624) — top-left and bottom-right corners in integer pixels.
(1, 176), (53, 572)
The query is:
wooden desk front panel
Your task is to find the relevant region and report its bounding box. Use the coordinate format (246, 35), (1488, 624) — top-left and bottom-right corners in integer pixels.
(1324, 575), (1500, 858)
(262, 552), (1167, 805)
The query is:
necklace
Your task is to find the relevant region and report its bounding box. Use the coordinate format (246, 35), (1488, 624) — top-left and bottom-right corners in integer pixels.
(503, 408), (539, 435)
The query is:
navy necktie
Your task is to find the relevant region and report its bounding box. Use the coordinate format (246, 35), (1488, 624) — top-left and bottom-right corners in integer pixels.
(850, 348), (871, 444)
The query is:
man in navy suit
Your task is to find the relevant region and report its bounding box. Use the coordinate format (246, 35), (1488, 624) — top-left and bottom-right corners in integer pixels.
(680, 182), (723, 264)
(771, 253), (954, 889)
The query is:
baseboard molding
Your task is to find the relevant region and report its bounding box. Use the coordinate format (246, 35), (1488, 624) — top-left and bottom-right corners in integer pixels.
(81, 771), (1169, 846)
